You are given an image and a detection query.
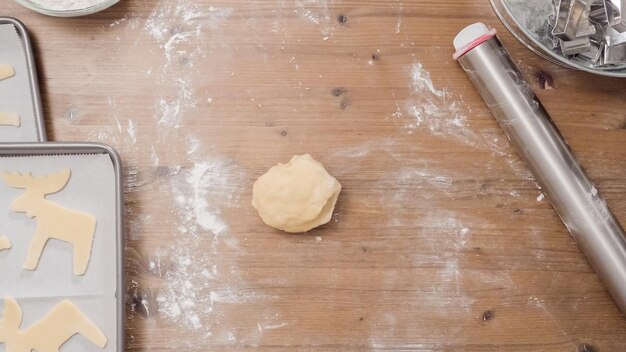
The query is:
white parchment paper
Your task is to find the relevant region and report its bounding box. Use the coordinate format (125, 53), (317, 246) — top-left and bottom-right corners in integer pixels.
(0, 23), (40, 142)
(0, 154), (118, 351)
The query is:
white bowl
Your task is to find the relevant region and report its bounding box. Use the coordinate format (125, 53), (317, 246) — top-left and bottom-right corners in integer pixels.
(14, 0), (120, 17)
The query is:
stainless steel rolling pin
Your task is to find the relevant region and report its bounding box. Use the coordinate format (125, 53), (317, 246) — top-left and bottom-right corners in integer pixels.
(453, 23), (626, 314)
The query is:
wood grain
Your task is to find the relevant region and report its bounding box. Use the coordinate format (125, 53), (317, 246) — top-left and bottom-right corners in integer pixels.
(1, 0), (626, 350)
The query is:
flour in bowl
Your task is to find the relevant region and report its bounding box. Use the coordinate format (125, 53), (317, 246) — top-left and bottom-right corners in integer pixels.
(29, 0), (110, 11)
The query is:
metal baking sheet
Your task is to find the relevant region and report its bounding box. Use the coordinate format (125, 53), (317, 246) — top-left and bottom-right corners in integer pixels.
(0, 143), (122, 351)
(0, 17), (46, 142)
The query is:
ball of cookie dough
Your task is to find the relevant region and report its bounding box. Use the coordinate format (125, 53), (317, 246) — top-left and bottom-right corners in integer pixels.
(252, 154), (341, 233)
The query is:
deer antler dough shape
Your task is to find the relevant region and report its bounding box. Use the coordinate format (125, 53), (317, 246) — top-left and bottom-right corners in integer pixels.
(0, 296), (107, 352)
(0, 65), (15, 81)
(0, 236), (10, 251)
(0, 113), (20, 127)
(1, 168), (97, 275)
(0, 65), (20, 127)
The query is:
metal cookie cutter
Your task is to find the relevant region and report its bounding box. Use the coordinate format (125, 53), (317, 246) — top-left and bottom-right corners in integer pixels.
(602, 27), (626, 64)
(553, 0), (593, 40)
(606, 0), (626, 32)
(549, 0), (626, 66)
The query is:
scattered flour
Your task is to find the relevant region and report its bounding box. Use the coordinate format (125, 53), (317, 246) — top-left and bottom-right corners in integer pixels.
(156, 250), (205, 330)
(150, 147), (160, 166)
(87, 96), (137, 147)
(156, 142), (252, 333)
(410, 63), (445, 98)
(259, 321), (288, 331)
(140, 0), (232, 138)
(115, 5), (273, 336)
(394, 3), (403, 34)
(144, 1), (233, 61)
(84, 2), (288, 344)
(156, 99), (182, 129)
(162, 31), (197, 62)
(174, 160), (235, 236)
(109, 15), (128, 27)
(186, 136), (201, 155)
(397, 168), (454, 189)
(331, 145), (371, 159)
(401, 62), (482, 147)
(170, 138), (245, 239)
(529, 295), (545, 309)
(64, 105), (79, 123)
(127, 120), (136, 144)
(395, 63), (542, 195)
(295, 0), (334, 36)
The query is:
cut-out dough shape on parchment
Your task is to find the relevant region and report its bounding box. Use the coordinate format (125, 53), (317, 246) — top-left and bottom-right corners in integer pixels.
(0, 236), (10, 251)
(0, 113), (20, 127)
(0, 64), (20, 127)
(1, 169), (97, 275)
(0, 65), (15, 81)
(0, 296), (107, 352)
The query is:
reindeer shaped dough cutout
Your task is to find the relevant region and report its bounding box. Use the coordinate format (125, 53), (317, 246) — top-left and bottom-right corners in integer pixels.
(0, 236), (10, 251)
(0, 65), (20, 127)
(0, 113), (20, 127)
(0, 65), (14, 81)
(0, 296), (107, 352)
(1, 169), (97, 275)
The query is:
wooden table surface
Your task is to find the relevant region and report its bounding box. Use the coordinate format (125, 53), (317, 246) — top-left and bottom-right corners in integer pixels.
(2, 0), (626, 350)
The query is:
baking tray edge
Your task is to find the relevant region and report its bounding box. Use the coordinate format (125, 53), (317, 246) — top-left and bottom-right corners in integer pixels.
(0, 17), (47, 141)
(0, 141), (123, 351)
